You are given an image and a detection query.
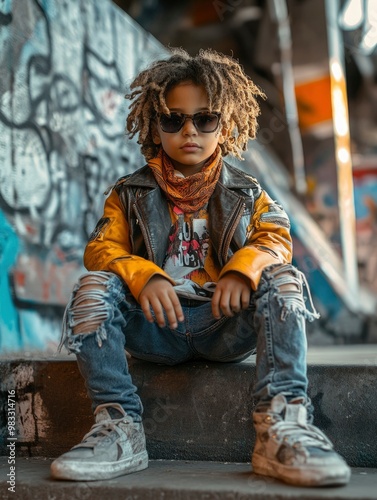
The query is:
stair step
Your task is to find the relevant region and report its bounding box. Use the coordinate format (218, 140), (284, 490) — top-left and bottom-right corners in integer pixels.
(1, 457), (376, 500)
(1, 346), (377, 467)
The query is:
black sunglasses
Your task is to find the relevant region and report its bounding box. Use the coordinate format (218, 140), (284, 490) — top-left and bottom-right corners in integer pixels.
(159, 112), (221, 133)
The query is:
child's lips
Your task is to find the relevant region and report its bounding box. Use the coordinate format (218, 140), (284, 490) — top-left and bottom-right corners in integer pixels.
(181, 143), (201, 152)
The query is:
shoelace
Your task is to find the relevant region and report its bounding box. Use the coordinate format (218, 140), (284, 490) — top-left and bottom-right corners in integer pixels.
(72, 418), (129, 450)
(269, 420), (333, 451)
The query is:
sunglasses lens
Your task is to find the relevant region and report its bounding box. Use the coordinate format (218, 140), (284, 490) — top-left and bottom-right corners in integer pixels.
(194, 113), (219, 132)
(159, 112), (220, 133)
(159, 114), (184, 133)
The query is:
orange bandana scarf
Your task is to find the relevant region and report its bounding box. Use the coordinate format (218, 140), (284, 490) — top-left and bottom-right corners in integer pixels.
(148, 147), (223, 213)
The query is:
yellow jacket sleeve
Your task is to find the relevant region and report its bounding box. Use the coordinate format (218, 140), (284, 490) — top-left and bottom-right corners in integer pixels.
(83, 189), (174, 300)
(219, 190), (292, 290)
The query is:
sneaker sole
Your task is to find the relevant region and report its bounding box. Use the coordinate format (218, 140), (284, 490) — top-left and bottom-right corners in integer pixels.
(51, 450), (149, 481)
(252, 454), (351, 487)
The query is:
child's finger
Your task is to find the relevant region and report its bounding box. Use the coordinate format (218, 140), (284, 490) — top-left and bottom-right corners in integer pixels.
(170, 292), (185, 323)
(139, 297), (155, 324)
(211, 289), (224, 319)
(160, 300), (178, 329)
(161, 291), (184, 329)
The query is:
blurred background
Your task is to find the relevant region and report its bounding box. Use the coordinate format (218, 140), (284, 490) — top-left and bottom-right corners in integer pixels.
(0, 0), (376, 354)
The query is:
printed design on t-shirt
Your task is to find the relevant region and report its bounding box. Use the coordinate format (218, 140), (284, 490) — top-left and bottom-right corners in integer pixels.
(163, 206), (210, 280)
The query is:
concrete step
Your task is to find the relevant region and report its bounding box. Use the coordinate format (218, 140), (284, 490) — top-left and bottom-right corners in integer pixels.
(0, 457), (376, 500)
(1, 346), (377, 467)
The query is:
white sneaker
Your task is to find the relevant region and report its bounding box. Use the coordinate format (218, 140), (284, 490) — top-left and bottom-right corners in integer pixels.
(51, 403), (148, 481)
(252, 394), (351, 486)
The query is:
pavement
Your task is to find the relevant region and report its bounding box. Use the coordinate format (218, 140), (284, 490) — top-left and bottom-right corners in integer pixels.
(1, 457), (377, 500)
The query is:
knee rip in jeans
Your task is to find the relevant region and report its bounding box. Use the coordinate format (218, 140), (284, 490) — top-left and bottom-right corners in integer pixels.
(59, 271), (116, 353)
(262, 263), (320, 322)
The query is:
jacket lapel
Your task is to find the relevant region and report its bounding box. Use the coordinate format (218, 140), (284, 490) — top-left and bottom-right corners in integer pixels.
(125, 167), (171, 265)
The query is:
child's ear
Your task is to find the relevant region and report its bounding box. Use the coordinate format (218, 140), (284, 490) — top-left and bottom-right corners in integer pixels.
(151, 121), (161, 145)
(217, 125), (229, 145)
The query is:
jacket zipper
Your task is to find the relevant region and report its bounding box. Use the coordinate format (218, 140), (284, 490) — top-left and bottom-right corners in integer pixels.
(221, 199), (246, 264)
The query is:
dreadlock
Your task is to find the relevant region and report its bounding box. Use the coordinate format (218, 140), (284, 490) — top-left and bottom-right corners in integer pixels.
(125, 47), (266, 160)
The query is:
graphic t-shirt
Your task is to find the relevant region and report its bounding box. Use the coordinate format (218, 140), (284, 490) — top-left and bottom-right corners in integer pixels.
(163, 205), (217, 301)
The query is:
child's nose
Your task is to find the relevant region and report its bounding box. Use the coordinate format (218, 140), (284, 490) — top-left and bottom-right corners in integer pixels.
(182, 117), (197, 135)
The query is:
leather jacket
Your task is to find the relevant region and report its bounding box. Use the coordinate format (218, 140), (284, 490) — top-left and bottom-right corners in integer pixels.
(84, 161), (292, 300)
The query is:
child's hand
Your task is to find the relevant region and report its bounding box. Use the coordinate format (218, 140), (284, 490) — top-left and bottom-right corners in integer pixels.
(139, 276), (184, 329)
(212, 271), (251, 319)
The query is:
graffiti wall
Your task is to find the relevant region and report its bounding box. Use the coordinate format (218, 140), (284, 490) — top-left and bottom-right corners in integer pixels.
(0, 0), (165, 352)
(1, 1), (375, 354)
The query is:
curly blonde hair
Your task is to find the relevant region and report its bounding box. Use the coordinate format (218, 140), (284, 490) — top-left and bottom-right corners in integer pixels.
(125, 47), (266, 160)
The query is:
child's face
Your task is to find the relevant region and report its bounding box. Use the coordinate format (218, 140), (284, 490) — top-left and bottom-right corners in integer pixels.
(153, 82), (227, 176)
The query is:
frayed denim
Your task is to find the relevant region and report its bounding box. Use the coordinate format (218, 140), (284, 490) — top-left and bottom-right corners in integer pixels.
(59, 264), (319, 420)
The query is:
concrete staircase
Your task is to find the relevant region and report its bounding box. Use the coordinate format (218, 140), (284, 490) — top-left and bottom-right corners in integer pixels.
(1, 346), (377, 498)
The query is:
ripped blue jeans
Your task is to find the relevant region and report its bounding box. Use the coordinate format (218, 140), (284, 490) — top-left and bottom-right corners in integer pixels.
(60, 264), (319, 421)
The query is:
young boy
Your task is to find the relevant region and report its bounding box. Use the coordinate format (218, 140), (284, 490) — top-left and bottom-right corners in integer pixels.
(51, 48), (351, 487)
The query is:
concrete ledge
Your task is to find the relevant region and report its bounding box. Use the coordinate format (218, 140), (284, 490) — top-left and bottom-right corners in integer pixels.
(1, 348), (377, 467)
(0, 458), (376, 500)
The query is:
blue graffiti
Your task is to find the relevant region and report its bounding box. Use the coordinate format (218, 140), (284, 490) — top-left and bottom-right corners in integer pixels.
(0, 210), (21, 351)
